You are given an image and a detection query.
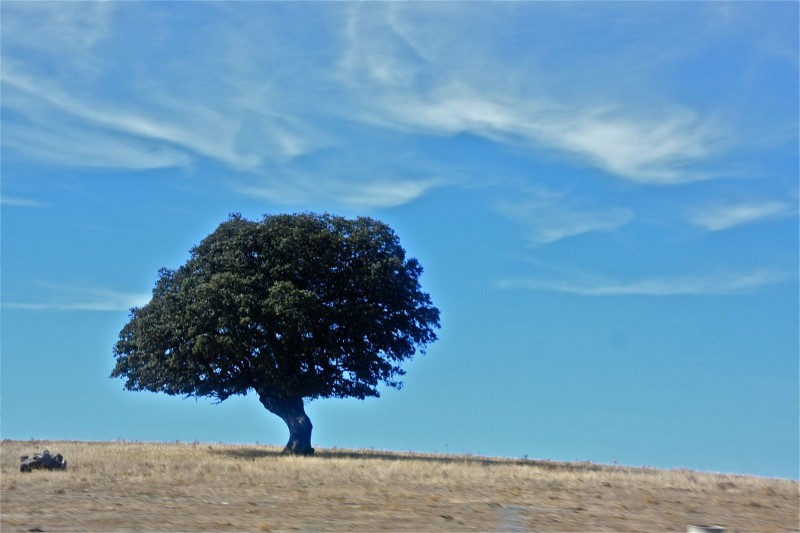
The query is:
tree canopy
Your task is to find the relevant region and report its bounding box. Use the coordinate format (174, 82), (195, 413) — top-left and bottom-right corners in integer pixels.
(111, 213), (440, 454)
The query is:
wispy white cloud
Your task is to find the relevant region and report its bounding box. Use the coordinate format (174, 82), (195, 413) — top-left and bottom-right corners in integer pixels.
(3, 69), (260, 170)
(3, 286), (150, 312)
(495, 269), (788, 296)
(2, 5), (421, 209)
(338, 3), (428, 89)
(0, 1), (788, 213)
(496, 186), (633, 244)
(238, 176), (440, 209)
(539, 107), (724, 184)
(335, 4), (732, 186)
(334, 179), (440, 209)
(4, 118), (192, 170)
(1, 2), (114, 67)
(364, 84), (725, 185)
(689, 200), (795, 231)
(0, 196), (48, 208)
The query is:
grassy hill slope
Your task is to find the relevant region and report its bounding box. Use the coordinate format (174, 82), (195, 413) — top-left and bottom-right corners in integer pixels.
(1, 440), (797, 532)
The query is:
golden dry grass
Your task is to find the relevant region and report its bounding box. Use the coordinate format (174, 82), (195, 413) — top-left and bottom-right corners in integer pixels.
(1, 439), (797, 532)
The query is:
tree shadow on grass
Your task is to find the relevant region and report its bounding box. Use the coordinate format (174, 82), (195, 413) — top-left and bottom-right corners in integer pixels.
(210, 446), (487, 464)
(208, 446), (611, 472)
(315, 449), (610, 471)
(209, 447), (282, 460)
(209, 446), (480, 464)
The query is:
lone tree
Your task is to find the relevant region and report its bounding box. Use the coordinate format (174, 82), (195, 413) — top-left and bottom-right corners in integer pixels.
(111, 213), (440, 455)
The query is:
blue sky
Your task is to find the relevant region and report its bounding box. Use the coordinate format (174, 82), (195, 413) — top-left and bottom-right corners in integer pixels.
(1, 2), (797, 479)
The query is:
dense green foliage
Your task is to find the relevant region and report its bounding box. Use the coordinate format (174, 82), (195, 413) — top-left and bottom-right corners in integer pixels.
(111, 213), (440, 404)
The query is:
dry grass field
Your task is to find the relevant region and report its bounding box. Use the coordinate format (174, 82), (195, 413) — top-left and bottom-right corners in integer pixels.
(1, 440), (797, 532)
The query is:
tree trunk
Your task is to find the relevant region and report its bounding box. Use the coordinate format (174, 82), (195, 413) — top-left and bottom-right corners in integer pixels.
(257, 391), (314, 455)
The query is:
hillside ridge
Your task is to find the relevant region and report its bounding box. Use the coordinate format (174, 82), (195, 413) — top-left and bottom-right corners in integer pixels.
(2, 439), (797, 532)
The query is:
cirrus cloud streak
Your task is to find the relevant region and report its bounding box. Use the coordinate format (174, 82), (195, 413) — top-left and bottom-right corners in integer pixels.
(495, 269), (788, 296)
(495, 186), (633, 244)
(3, 286), (151, 313)
(689, 200), (796, 231)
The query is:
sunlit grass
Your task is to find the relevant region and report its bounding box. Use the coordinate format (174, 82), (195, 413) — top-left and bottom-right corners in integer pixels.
(2, 440), (797, 532)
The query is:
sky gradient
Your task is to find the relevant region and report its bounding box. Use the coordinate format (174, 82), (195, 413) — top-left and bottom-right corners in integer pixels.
(2, 2), (798, 479)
